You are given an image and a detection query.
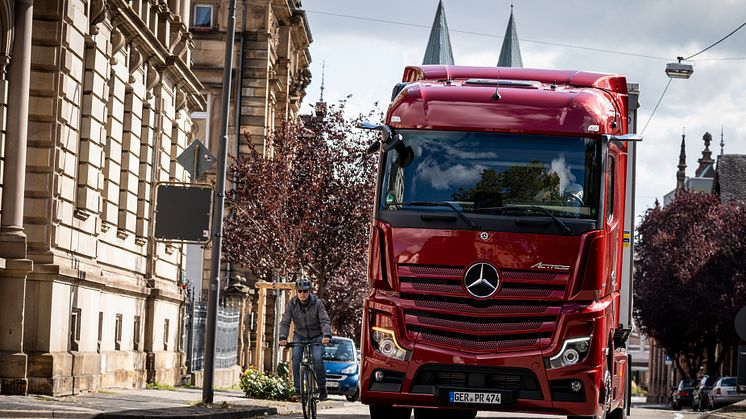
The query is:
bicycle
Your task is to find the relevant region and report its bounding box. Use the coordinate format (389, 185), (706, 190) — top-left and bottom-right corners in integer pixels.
(286, 341), (325, 419)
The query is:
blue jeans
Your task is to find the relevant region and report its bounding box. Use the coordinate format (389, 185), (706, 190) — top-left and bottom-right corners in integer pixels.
(292, 337), (326, 392)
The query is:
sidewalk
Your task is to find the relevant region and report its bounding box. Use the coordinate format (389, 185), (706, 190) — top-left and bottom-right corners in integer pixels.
(0, 387), (345, 418)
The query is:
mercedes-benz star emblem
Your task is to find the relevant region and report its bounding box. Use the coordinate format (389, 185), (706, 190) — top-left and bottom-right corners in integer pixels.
(463, 262), (500, 299)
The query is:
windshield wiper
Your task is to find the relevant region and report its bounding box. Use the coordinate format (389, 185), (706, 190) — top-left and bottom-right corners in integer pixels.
(387, 201), (479, 229)
(474, 205), (573, 235)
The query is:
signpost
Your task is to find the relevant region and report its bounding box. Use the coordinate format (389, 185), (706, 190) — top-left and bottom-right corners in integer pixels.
(202, 0), (237, 404)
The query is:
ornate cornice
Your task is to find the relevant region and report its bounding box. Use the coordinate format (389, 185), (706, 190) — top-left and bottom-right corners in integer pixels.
(110, 0), (205, 111)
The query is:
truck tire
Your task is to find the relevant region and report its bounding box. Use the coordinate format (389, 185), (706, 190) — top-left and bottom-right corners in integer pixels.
(414, 408), (477, 419)
(369, 405), (412, 419)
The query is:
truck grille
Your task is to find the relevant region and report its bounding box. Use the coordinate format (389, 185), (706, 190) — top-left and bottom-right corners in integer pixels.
(397, 264), (568, 353)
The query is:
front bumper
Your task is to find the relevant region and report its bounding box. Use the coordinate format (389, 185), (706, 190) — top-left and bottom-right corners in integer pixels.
(361, 350), (603, 416)
(326, 373), (359, 396)
(360, 297), (614, 416)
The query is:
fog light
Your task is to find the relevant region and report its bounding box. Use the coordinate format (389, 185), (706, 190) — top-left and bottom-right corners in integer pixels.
(570, 380), (583, 392)
(374, 370), (385, 382)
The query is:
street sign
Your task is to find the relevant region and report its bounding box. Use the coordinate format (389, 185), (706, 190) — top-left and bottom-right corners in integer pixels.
(177, 139), (216, 181)
(154, 183), (212, 242)
(736, 306), (746, 341)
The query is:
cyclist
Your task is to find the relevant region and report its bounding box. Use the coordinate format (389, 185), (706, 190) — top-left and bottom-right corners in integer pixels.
(279, 278), (332, 401)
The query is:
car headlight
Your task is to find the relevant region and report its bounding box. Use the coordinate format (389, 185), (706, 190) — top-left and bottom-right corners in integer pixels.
(341, 365), (357, 374)
(548, 337), (591, 369)
(371, 327), (410, 361)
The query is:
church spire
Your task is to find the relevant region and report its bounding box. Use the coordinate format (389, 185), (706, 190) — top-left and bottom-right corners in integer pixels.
(676, 128), (687, 192)
(422, 0), (454, 65)
(720, 125), (725, 157)
(497, 3), (523, 67)
(314, 60), (327, 118)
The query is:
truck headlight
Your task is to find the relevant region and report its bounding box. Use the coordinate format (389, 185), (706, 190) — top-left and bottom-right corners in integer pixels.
(371, 327), (410, 361)
(548, 337), (591, 369)
(341, 365), (357, 374)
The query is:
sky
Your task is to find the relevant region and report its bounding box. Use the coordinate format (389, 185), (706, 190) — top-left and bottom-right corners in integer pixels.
(301, 0), (746, 222)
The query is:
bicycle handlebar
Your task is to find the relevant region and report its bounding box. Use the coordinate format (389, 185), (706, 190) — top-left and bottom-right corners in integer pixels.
(283, 341), (326, 347)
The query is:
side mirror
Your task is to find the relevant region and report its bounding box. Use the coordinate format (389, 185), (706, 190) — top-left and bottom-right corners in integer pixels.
(357, 121), (396, 154)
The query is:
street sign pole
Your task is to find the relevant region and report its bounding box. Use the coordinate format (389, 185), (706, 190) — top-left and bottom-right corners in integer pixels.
(202, 0), (237, 404)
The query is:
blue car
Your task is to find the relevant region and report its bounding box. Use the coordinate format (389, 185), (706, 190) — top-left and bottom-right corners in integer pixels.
(323, 337), (360, 401)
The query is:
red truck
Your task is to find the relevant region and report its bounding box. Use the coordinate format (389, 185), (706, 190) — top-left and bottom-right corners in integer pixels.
(358, 65), (640, 419)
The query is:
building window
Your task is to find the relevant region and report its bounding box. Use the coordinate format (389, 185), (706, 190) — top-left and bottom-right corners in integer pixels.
(133, 315), (141, 351)
(192, 5), (213, 29)
(115, 314), (123, 350)
(70, 308), (82, 351)
(97, 312), (104, 353)
(163, 319), (170, 351)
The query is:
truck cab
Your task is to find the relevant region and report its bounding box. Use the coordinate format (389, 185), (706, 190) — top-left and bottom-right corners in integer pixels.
(360, 66), (636, 419)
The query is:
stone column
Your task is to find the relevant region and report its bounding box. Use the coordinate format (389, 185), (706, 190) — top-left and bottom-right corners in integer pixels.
(0, 0), (32, 255)
(0, 0), (34, 396)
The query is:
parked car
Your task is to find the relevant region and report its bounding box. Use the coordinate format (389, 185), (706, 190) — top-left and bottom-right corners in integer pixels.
(708, 376), (746, 410)
(692, 375), (714, 411)
(323, 337), (360, 401)
(671, 378), (698, 410)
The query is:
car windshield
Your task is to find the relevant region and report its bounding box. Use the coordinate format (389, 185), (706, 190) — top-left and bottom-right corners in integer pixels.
(323, 340), (355, 362)
(380, 130), (601, 219)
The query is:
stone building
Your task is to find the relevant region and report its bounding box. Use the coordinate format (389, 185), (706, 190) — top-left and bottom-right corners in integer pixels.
(186, 0), (312, 373)
(0, 0), (204, 396)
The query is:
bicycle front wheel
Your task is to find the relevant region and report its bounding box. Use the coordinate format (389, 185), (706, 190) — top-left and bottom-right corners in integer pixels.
(300, 365), (311, 419)
(306, 368), (318, 419)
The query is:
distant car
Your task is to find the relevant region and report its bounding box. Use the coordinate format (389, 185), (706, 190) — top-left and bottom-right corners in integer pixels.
(692, 375), (714, 411)
(671, 378), (698, 410)
(708, 376), (746, 410)
(323, 337), (360, 401)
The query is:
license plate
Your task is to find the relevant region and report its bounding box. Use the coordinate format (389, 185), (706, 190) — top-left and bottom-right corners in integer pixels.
(449, 391), (501, 404)
(326, 381), (339, 388)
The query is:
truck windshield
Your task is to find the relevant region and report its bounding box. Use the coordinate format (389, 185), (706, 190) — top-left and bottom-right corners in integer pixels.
(380, 130), (601, 219)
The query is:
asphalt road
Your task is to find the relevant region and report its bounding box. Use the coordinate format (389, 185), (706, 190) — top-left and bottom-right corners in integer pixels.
(277, 397), (703, 418)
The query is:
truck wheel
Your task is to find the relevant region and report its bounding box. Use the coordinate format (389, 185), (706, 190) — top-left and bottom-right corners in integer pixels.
(414, 408), (477, 419)
(369, 405), (412, 419)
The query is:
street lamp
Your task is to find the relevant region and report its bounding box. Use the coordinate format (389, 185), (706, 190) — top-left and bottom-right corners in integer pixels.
(665, 56), (694, 79)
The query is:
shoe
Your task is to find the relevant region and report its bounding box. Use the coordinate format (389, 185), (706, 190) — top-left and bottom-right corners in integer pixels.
(319, 390), (328, 401)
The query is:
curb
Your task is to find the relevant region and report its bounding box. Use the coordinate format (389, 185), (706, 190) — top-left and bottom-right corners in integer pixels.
(94, 406), (277, 419)
(0, 406), (278, 419)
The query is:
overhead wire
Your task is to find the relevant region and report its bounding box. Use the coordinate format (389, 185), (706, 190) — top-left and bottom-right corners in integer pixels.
(641, 78), (672, 135)
(641, 18), (746, 133)
(306, 10), (746, 62)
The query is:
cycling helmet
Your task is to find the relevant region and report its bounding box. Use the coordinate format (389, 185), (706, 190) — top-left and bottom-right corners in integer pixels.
(295, 278), (312, 291)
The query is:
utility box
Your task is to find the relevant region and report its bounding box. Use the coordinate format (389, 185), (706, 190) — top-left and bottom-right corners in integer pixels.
(154, 183), (213, 242)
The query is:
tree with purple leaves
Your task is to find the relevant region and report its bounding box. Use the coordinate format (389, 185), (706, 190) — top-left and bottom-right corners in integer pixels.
(634, 190), (746, 379)
(223, 102), (378, 341)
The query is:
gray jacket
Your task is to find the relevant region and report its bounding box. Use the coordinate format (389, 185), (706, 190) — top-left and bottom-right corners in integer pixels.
(279, 294), (332, 341)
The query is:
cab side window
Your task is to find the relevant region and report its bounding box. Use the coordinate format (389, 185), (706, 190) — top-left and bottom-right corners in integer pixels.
(606, 156), (615, 222)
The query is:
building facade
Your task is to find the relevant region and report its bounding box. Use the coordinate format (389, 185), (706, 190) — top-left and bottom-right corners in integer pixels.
(186, 0), (312, 374)
(0, 0), (204, 396)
